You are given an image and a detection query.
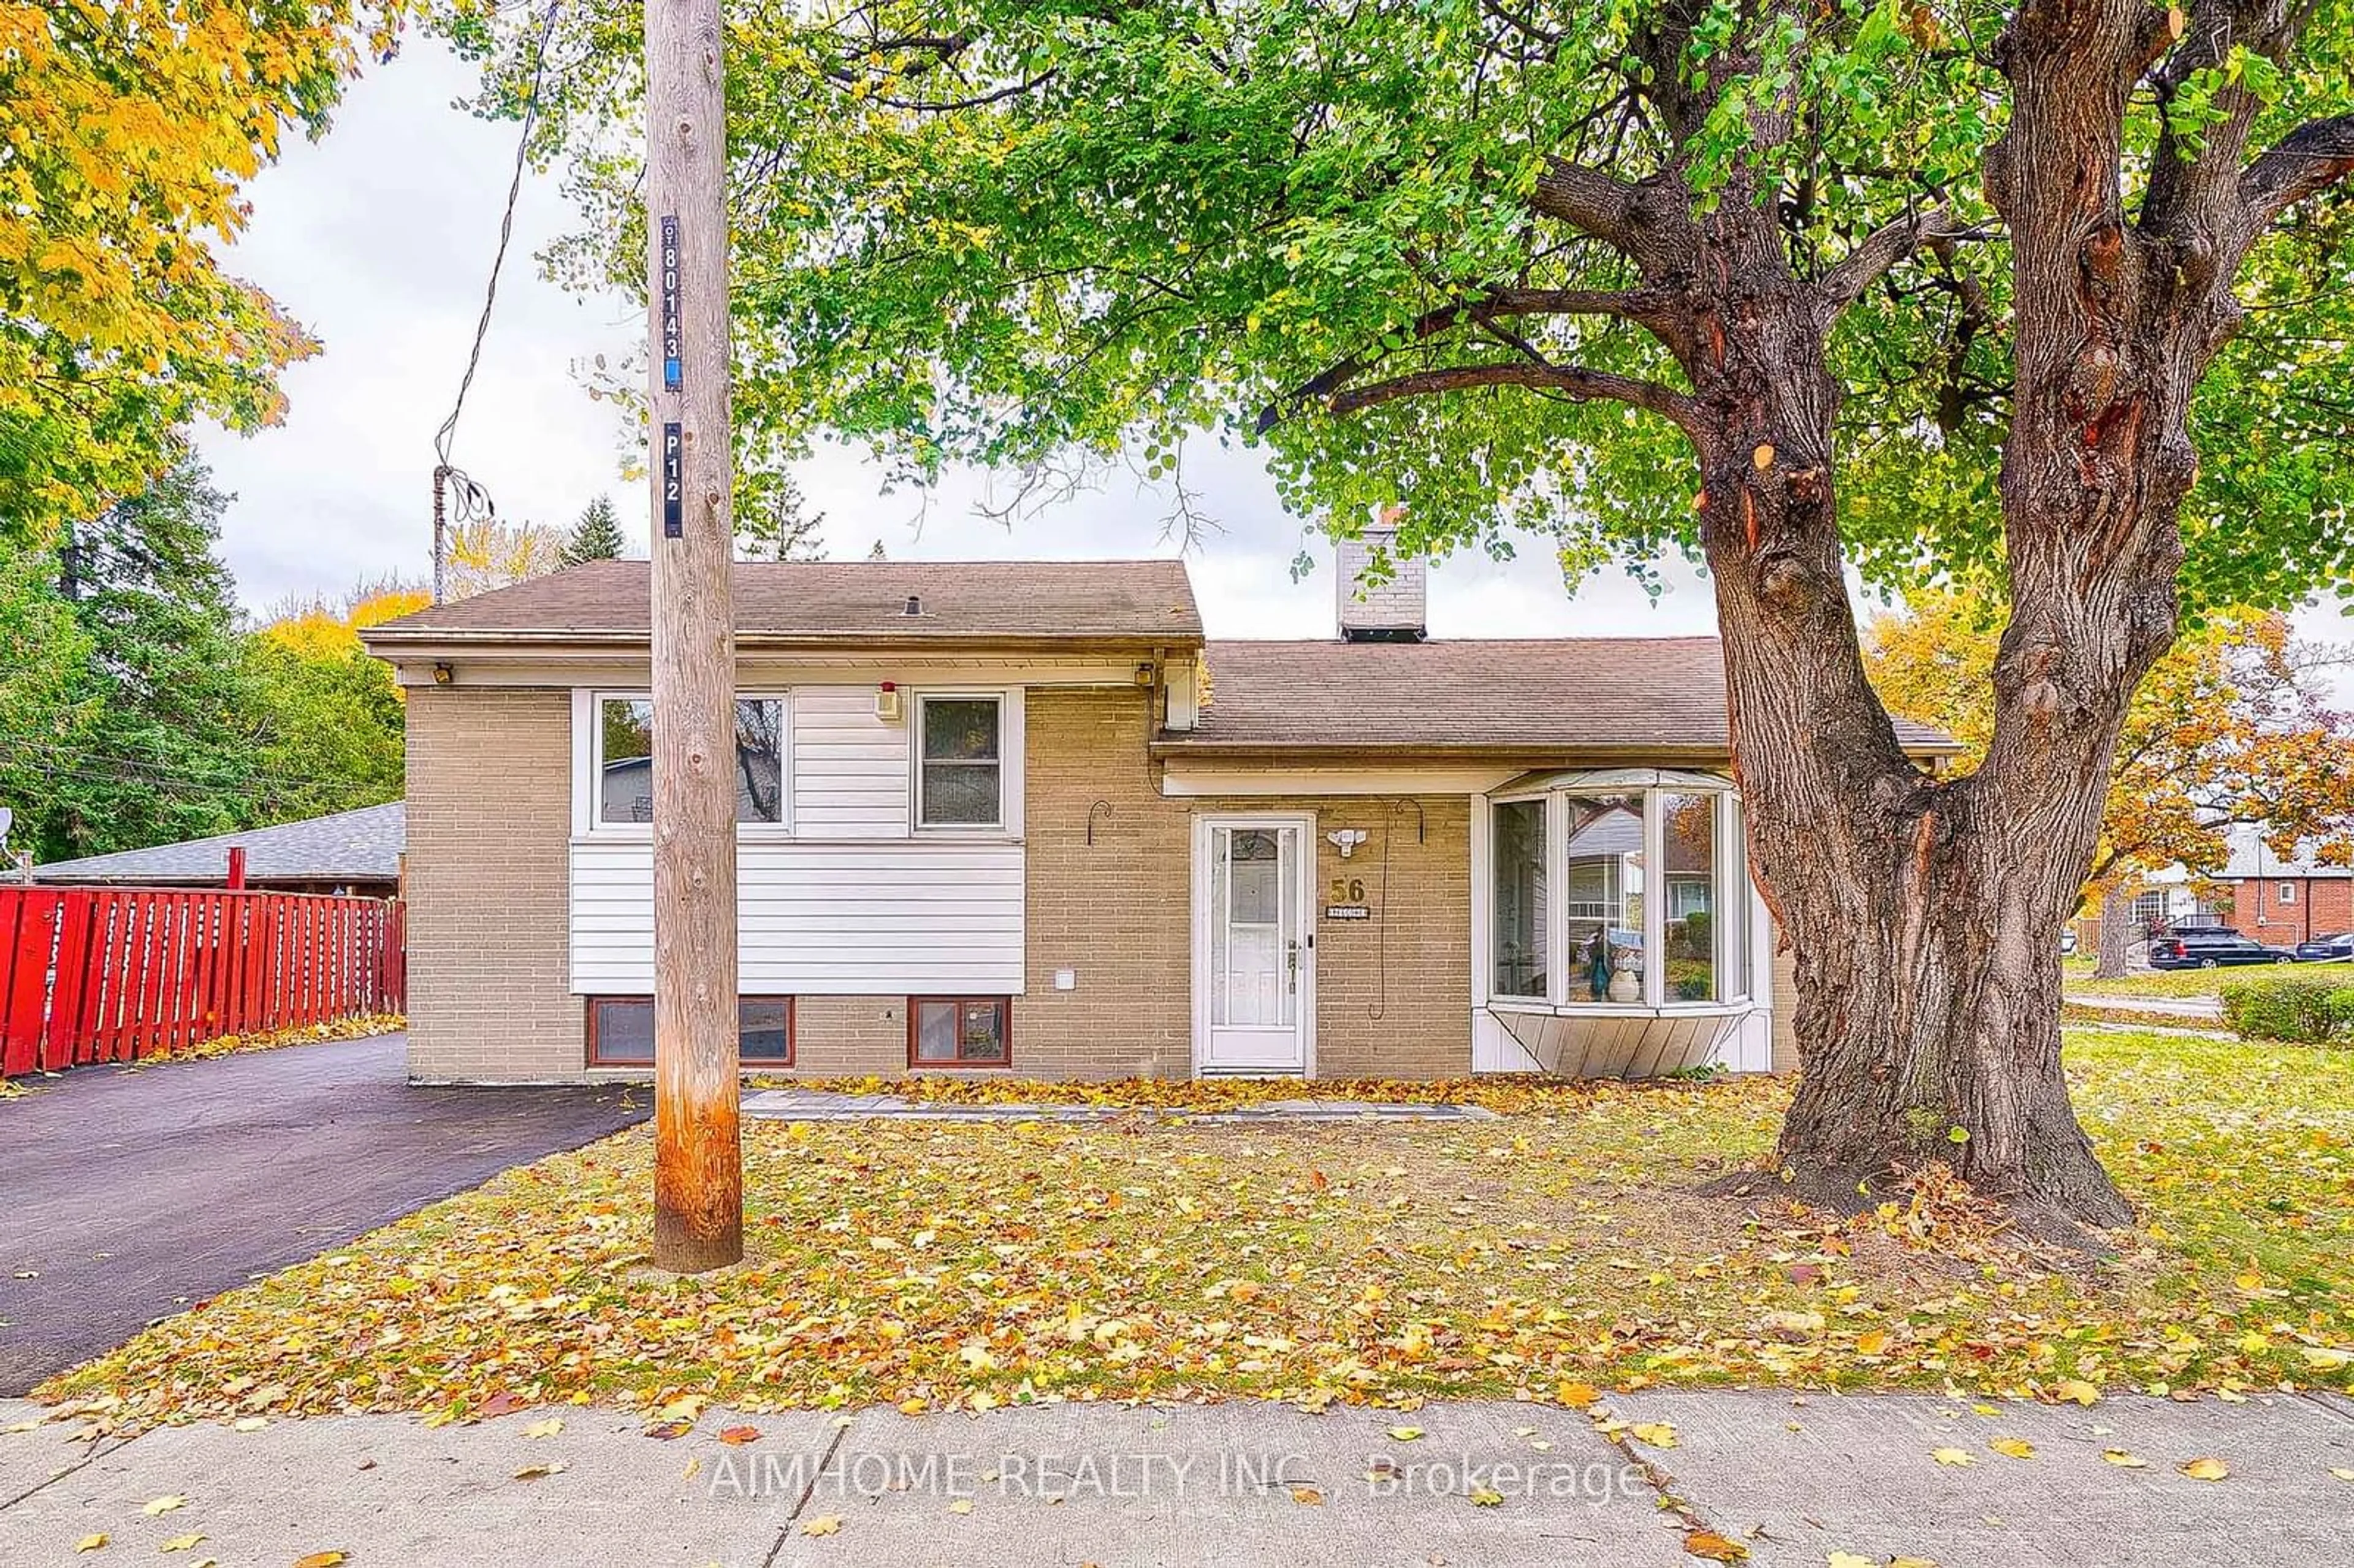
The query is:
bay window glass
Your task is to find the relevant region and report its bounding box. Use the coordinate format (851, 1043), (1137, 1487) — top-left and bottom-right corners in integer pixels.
(1491, 799), (1548, 999)
(1660, 791), (1718, 1002)
(595, 696), (785, 826)
(1486, 777), (1749, 1008)
(1564, 794), (1647, 1003)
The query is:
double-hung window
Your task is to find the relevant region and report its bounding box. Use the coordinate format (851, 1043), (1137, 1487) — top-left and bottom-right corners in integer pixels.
(916, 695), (1004, 829)
(593, 695), (786, 829)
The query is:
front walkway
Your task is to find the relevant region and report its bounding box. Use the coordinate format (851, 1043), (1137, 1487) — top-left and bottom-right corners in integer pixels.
(741, 1087), (1500, 1122)
(5, 1391), (2347, 1566)
(0, 1033), (646, 1395)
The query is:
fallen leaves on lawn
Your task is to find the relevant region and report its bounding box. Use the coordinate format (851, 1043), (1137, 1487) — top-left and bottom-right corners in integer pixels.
(36, 1031), (2354, 1428)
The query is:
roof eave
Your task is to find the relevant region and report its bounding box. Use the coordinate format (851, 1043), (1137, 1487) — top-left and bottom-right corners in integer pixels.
(362, 628), (1205, 658)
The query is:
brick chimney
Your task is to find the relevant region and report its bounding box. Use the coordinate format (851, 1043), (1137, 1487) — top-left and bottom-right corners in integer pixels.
(1335, 506), (1426, 642)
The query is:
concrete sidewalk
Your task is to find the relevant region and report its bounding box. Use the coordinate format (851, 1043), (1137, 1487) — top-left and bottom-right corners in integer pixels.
(4, 1390), (2348, 1566)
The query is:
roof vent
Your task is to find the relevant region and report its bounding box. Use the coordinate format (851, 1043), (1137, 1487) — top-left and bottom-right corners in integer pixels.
(904, 595), (923, 617)
(1335, 511), (1426, 642)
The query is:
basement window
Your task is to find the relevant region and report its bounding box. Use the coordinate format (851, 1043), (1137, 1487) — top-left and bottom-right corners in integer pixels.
(586, 997), (794, 1067)
(908, 997), (1011, 1067)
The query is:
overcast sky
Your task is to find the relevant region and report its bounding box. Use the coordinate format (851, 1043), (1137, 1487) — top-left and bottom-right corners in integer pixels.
(197, 42), (2346, 674)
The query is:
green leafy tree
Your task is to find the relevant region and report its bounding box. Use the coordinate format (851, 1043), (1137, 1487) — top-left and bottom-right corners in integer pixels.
(562, 495), (628, 565)
(0, 467), (406, 862)
(481, 0), (2354, 1229)
(6, 459), (266, 858)
(1, 2), (410, 552)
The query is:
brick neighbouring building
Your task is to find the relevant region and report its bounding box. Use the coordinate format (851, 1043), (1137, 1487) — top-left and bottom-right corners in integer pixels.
(2221, 832), (2354, 948)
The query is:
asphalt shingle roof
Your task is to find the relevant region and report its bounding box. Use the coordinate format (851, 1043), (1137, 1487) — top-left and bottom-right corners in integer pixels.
(362, 559), (1203, 645)
(31, 802), (405, 886)
(1173, 639), (1960, 756)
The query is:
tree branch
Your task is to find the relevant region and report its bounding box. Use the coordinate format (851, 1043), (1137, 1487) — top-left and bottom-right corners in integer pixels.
(1252, 285), (1671, 433)
(2242, 112), (2354, 229)
(1325, 361), (1698, 432)
(1529, 156), (1689, 270)
(1813, 207), (1984, 318)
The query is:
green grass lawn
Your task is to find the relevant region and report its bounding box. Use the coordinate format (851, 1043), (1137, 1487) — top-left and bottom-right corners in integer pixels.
(44, 1029), (2353, 1429)
(2066, 961), (2352, 1000)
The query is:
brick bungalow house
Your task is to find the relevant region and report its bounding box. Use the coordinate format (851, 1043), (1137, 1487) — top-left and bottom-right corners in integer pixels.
(2220, 830), (2354, 947)
(360, 539), (1957, 1084)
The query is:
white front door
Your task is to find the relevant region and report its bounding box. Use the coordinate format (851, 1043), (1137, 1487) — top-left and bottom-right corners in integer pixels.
(1195, 816), (1312, 1073)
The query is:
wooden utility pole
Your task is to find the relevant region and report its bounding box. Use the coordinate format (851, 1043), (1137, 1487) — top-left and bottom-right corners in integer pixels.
(646, 0), (742, 1271)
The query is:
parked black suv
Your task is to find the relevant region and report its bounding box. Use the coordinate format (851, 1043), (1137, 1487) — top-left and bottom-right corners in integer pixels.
(2149, 930), (2296, 969)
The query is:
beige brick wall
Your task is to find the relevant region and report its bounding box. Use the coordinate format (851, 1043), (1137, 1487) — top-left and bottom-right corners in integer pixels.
(403, 686), (581, 1081)
(1010, 687), (1474, 1080)
(400, 681), (1482, 1083)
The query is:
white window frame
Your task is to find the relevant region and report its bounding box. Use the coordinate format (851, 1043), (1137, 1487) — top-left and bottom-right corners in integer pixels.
(574, 688), (793, 838)
(1476, 770), (1752, 1013)
(2279, 881), (2297, 905)
(1485, 792), (1553, 1003)
(909, 688), (1024, 836)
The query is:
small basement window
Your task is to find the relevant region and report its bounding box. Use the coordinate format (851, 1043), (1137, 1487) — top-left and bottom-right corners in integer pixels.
(586, 997), (794, 1067)
(2279, 882), (2297, 906)
(908, 997), (1011, 1067)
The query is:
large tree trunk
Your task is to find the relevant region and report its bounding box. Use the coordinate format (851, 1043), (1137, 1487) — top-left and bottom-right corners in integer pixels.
(1661, 72), (2133, 1233)
(1663, 0), (2296, 1236)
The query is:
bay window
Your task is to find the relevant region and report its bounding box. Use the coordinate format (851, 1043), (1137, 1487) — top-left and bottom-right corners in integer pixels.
(1482, 773), (1753, 1010)
(1491, 799), (1548, 999)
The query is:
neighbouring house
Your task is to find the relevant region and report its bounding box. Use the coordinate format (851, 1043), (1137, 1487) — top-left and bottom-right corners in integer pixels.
(2219, 828), (2354, 946)
(359, 542), (1959, 1084)
(2067, 867), (2231, 954)
(29, 801), (405, 900)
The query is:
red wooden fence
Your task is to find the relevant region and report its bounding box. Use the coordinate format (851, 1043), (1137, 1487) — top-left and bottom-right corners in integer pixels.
(0, 887), (405, 1076)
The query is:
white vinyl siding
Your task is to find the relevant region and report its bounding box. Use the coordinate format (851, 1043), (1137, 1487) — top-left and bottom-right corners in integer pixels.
(570, 839), (1025, 994)
(791, 687), (912, 837)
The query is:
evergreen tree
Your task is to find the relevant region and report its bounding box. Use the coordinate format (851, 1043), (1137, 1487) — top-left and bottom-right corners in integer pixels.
(562, 495), (627, 565)
(15, 458), (267, 859)
(734, 467), (826, 561)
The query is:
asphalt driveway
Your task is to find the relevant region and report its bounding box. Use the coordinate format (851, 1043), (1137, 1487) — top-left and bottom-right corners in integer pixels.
(0, 1033), (646, 1395)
